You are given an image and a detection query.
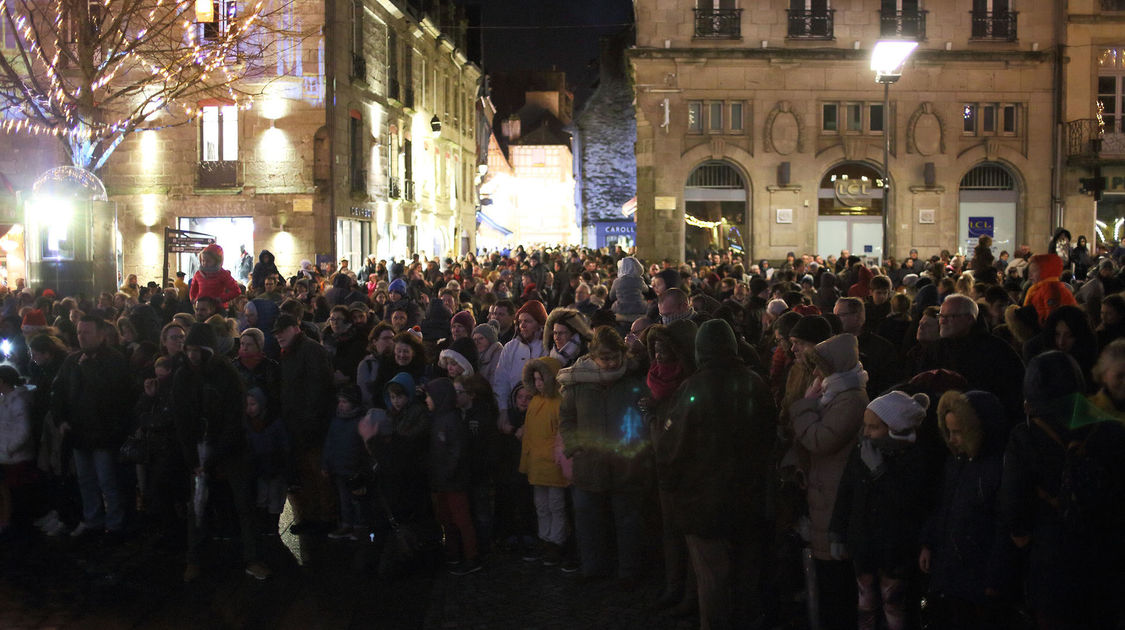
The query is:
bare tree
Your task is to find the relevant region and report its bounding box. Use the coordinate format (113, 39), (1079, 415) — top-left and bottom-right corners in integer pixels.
(0, 0), (309, 172)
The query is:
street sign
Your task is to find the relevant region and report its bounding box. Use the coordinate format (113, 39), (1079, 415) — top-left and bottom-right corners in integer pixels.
(163, 227), (215, 285)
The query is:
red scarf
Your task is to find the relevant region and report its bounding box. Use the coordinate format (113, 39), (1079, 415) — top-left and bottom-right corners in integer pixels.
(647, 361), (686, 402)
(239, 349), (264, 371)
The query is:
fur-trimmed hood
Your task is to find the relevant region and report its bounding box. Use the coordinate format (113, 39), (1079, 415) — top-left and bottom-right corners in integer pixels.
(542, 307), (593, 349)
(522, 356), (562, 399)
(1003, 304), (1040, 344)
(936, 389), (1005, 459)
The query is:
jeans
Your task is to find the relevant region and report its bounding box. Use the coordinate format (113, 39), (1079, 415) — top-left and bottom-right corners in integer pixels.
(571, 487), (644, 578)
(73, 448), (125, 532)
(332, 474), (367, 528)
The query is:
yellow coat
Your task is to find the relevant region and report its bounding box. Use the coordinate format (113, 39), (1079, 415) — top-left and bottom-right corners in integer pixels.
(519, 395), (569, 487)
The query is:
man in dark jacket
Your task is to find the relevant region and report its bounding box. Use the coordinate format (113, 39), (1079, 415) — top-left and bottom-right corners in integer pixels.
(834, 297), (900, 398)
(274, 313), (335, 533)
(924, 295), (1026, 426)
(52, 315), (134, 538)
(174, 323), (269, 581)
(656, 319), (777, 629)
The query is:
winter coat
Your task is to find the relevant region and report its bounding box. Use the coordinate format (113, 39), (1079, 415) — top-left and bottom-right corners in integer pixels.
(829, 438), (929, 572)
(357, 352), (390, 409)
(279, 332), (334, 452)
(789, 334), (869, 560)
(51, 345), (135, 451)
(189, 267), (241, 306)
(426, 378), (470, 492)
(0, 386), (33, 464)
(919, 330), (1025, 427)
(656, 320), (776, 537)
(609, 257), (649, 316)
(923, 391), (1014, 604)
(519, 357), (568, 487)
(324, 325), (368, 383)
(250, 250), (280, 291)
(233, 355), (281, 420)
(172, 353), (247, 473)
(558, 356), (651, 493)
(322, 409), (368, 476)
(245, 415), (290, 478)
(999, 404), (1125, 619)
(491, 334), (547, 413)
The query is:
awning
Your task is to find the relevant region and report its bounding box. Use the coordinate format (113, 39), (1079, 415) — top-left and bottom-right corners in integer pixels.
(621, 196), (637, 217)
(476, 211), (512, 236)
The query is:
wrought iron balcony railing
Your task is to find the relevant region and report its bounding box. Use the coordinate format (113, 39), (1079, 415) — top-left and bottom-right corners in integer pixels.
(970, 10), (1017, 41)
(693, 8), (742, 39)
(787, 9), (834, 39)
(197, 160), (238, 188)
(879, 9), (927, 40)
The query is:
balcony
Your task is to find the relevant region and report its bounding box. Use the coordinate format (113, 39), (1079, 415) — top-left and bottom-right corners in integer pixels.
(388, 176), (401, 199)
(693, 8), (742, 40)
(197, 160), (239, 188)
(970, 11), (1017, 41)
(404, 179), (416, 202)
(787, 9), (834, 40)
(1067, 118), (1125, 164)
(879, 9), (927, 40)
(351, 54), (366, 81)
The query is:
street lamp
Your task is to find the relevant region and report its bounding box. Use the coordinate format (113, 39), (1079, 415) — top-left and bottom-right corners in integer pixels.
(871, 40), (917, 266)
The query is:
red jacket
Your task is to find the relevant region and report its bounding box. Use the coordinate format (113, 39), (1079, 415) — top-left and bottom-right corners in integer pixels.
(189, 268), (241, 306)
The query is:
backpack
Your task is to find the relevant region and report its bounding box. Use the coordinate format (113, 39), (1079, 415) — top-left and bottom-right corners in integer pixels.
(1032, 418), (1122, 535)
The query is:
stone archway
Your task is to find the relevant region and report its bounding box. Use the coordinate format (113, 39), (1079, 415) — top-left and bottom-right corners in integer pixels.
(683, 160), (750, 258)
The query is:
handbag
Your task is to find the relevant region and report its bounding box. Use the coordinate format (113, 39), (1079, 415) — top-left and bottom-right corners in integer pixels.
(118, 429), (149, 465)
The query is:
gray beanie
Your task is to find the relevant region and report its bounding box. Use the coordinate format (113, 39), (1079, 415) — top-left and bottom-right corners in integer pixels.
(472, 322), (499, 345)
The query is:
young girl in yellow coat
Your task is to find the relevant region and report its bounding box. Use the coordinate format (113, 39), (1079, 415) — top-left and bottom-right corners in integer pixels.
(519, 357), (570, 566)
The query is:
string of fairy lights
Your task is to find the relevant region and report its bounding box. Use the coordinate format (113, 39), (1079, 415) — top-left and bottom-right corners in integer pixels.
(0, 0), (264, 142)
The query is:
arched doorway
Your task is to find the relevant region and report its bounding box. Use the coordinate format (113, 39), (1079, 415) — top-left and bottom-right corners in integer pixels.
(683, 160), (749, 257)
(958, 162), (1018, 255)
(816, 162), (885, 263)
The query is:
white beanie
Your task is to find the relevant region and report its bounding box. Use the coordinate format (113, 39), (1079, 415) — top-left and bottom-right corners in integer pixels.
(867, 391), (930, 442)
(767, 298), (788, 317)
(439, 348), (475, 376)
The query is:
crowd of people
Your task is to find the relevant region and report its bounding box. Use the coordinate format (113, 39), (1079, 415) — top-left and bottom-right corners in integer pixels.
(1, 228), (1124, 629)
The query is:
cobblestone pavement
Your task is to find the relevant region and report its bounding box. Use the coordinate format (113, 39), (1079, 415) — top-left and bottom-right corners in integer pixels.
(0, 506), (707, 630)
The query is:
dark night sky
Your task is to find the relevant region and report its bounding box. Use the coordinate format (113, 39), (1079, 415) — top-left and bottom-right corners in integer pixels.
(468, 0), (634, 107)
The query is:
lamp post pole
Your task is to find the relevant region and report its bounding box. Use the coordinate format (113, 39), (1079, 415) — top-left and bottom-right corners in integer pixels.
(882, 78), (891, 265)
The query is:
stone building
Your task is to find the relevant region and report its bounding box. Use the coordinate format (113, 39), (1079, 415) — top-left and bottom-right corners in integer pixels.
(573, 29), (638, 250)
(630, 0), (1061, 264)
(99, 0), (480, 282)
(1062, 0), (1125, 248)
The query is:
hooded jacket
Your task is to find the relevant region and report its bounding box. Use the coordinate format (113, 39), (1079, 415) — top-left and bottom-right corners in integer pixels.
(519, 357), (567, 487)
(542, 308), (591, 368)
(923, 390), (1014, 603)
(789, 333), (869, 559)
(1023, 253), (1077, 324)
(426, 377), (470, 492)
(656, 320), (776, 537)
(250, 250), (280, 291)
(190, 264), (241, 306)
(558, 355), (651, 493)
(383, 371), (429, 438)
(609, 256), (649, 316)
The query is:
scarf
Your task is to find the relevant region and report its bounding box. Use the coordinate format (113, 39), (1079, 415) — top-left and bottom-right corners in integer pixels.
(199, 264), (221, 275)
(239, 349), (264, 371)
(819, 363), (869, 407)
(557, 355), (627, 386)
(647, 362), (685, 402)
(549, 338), (582, 367)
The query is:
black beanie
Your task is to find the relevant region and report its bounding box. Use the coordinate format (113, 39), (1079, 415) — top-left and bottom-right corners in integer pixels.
(790, 315), (832, 344)
(184, 322), (218, 352)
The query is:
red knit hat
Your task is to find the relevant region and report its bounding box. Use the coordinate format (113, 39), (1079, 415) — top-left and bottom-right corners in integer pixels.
(42, 289), (55, 298)
(1029, 253), (1063, 280)
(200, 243), (224, 265)
(21, 309), (46, 327)
(516, 300), (547, 326)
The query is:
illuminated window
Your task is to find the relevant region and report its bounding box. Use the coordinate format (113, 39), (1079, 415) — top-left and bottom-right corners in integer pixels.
(201, 0), (236, 41)
(200, 103), (238, 162)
